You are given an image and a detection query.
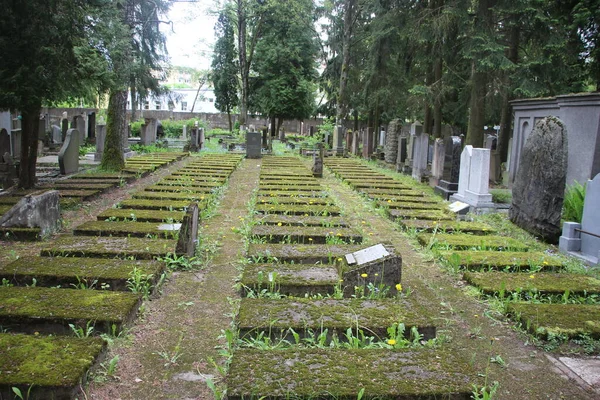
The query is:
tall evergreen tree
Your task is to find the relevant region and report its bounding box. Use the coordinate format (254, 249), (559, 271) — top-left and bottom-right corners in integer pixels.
(212, 11), (239, 132)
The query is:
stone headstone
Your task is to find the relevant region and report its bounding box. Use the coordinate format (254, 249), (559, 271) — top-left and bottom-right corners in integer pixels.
(351, 130), (359, 155)
(309, 126), (315, 137)
(188, 128), (199, 152)
(246, 131), (261, 159)
(434, 136), (462, 199)
(450, 146), (493, 208)
(61, 118), (69, 142)
(10, 129), (21, 159)
(345, 130), (353, 153)
(430, 138), (445, 186)
(58, 128), (80, 175)
(38, 115), (47, 139)
(72, 115), (86, 144)
(312, 143), (324, 178)
(182, 125), (187, 140)
(94, 124), (106, 161)
(362, 128), (374, 159)
(333, 125), (344, 156)
(385, 119), (401, 164)
(0, 190), (61, 236)
(342, 243), (402, 297)
(411, 132), (429, 182)
(379, 128), (386, 147)
(156, 120), (164, 138)
(51, 125), (62, 144)
(140, 118), (157, 145)
(262, 128), (268, 148)
(0, 129), (9, 157)
(175, 203), (199, 257)
(510, 116), (567, 243)
(88, 112), (96, 139)
(199, 128), (205, 150)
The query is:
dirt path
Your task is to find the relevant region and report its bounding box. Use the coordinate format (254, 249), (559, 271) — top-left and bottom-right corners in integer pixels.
(87, 158), (260, 399)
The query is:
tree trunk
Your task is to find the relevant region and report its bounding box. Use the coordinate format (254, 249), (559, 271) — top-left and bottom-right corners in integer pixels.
(18, 106), (41, 189)
(353, 109), (359, 132)
(466, 64), (487, 147)
(237, 0), (248, 129)
(498, 23), (520, 164)
(130, 84), (137, 121)
(227, 110), (233, 132)
(433, 56), (443, 138)
(101, 89), (127, 171)
(335, 0), (356, 126)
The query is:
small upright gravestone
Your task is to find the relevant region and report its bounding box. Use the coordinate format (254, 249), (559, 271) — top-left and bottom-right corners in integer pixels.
(411, 130), (429, 182)
(0, 190), (61, 236)
(430, 138), (445, 186)
(51, 125), (62, 144)
(312, 143), (324, 178)
(140, 118), (157, 145)
(94, 123), (106, 161)
(0, 129), (9, 157)
(450, 146), (493, 208)
(246, 131), (261, 159)
(175, 203), (199, 257)
(362, 128), (374, 159)
(385, 119), (401, 164)
(510, 116), (568, 243)
(434, 136), (462, 200)
(58, 129), (80, 175)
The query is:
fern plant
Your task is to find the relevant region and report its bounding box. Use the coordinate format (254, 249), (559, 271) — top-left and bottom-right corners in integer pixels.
(563, 181), (586, 223)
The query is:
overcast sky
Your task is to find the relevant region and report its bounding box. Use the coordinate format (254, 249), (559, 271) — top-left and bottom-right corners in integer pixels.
(163, 0), (218, 70)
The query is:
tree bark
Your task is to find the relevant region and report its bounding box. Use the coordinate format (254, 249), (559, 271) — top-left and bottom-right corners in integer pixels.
(227, 110), (233, 132)
(18, 106), (41, 189)
(466, 64), (487, 147)
(433, 56), (443, 138)
(101, 89), (127, 171)
(130, 84), (137, 121)
(498, 23), (520, 163)
(335, 0), (356, 126)
(237, 0), (248, 129)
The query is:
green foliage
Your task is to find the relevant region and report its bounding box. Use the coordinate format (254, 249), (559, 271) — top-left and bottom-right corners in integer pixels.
(490, 189), (512, 204)
(563, 181), (586, 223)
(212, 11), (239, 116)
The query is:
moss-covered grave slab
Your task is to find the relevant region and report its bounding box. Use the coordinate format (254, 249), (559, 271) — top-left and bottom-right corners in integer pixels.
(418, 233), (529, 251)
(241, 263), (338, 297)
(0, 333), (105, 398)
(97, 208), (185, 222)
(41, 236), (176, 259)
(162, 175), (226, 183)
(257, 189), (327, 198)
(508, 303), (600, 338)
(238, 298), (435, 340)
(255, 214), (349, 227)
(0, 227), (41, 241)
(259, 184), (324, 192)
(55, 189), (101, 199)
(256, 196), (332, 205)
(251, 225), (362, 244)
(116, 199), (194, 211)
(153, 180), (222, 188)
(350, 182), (411, 190)
(132, 190), (210, 201)
(400, 220), (496, 234)
(439, 251), (564, 271)
(260, 175), (316, 181)
(360, 188), (426, 197)
(46, 182), (116, 190)
(74, 220), (181, 239)
(464, 271), (600, 295)
(248, 244), (364, 264)
(0, 286), (140, 334)
(254, 203), (341, 216)
(389, 208), (454, 221)
(0, 256), (162, 290)
(227, 348), (473, 400)
(55, 178), (124, 185)
(71, 172), (135, 181)
(377, 200), (445, 210)
(370, 195), (441, 204)
(143, 184), (216, 193)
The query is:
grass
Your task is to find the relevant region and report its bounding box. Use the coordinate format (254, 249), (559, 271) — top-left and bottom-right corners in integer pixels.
(562, 181), (586, 223)
(490, 189), (512, 204)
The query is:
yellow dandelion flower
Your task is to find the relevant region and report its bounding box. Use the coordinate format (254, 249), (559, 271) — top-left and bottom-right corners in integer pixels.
(387, 339), (397, 345)
(308, 238), (313, 241)
(387, 199), (392, 203)
(337, 232), (342, 236)
(395, 283), (402, 291)
(529, 274), (535, 279)
(361, 273), (368, 278)
(277, 222), (283, 226)
(543, 261), (549, 265)
(337, 257), (343, 262)
(361, 221), (366, 224)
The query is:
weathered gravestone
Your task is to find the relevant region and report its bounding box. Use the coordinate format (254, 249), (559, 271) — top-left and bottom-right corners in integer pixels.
(94, 123), (106, 161)
(559, 173), (600, 266)
(140, 118), (158, 145)
(450, 146), (494, 208)
(385, 119), (401, 164)
(411, 130), (429, 182)
(333, 125), (344, 156)
(175, 203), (199, 257)
(351, 130), (359, 155)
(61, 118), (69, 142)
(72, 115), (86, 144)
(246, 131), (261, 159)
(51, 125), (62, 144)
(342, 243), (402, 297)
(345, 130), (353, 153)
(430, 138), (445, 186)
(0, 190), (61, 236)
(58, 129), (80, 175)
(88, 112), (96, 140)
(312, 143), (324, 178)
(434, 136), (462, 200)
(362, 128), (374, 159)
(0, 129), (9, 157)
(510, 116), (567, 243)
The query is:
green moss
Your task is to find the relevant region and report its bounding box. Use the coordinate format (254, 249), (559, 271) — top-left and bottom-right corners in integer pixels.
(41, 236), (176, 259)
(0, 333), (105, 387)
(377, 200), (444, 210)
(154, 180), (222, 188)
(251, 225), (362, 244)
(132, 191), (209, 201)
(241, 263), (338, 297)
(117, 199), (195, 211)
(439, 250), (563, 271)
(0, 227), (41, 241)
(361, 188), (425, 197)
(74, 220), (180, 239)
(255, 203), (341, 216)
(419, 233), (529, 251)
(389, 209), (453, 221)
(257, 189), (327, 198)
(248, 244), (364, 264)
(55, 189), (101, 199)
(0, 256), (162, 290)
(256, 196), (332, 205)
(48, 183), (115, 190)
(464, 271), (600, 295)
(508, 303), (600, 338)
(259, 184), (323, 192)
(143, 184), (214, 194)
(0, 286), (140, 332)
(71, 172), (135, 180)
(401, 220), (496, 234)
(226, 348), (473, 399)
(257, 214), (350, 227)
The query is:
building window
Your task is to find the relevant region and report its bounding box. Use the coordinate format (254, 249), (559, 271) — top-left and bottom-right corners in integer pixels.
(155, 102), (161, 110)
(144, 101), (149, 110)
(181, 101), (187, 111)
(209, 98), (214, 103)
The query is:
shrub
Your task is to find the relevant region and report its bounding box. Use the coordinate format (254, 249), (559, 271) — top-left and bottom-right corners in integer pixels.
(563, 181), (586, 223)
(490, 189), (512, 204)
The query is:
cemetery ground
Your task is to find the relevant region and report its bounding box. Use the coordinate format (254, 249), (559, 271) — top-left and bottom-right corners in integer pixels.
(1, 146), (599, 399)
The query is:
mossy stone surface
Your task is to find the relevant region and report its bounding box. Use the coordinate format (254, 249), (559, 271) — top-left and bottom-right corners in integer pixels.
(162, 175), (226, 183)
(0, 286), (140, 333)
(256, 196), (332, 205)
(55, 189), (101, 199)
(41, 236), (176, 259)
(73, 220), (180, 238)
(259, 184), (323, 192)
(361, 188), (425, 197)
(419, 233), (529, 251)
(351, 181), (410, 190)
(241, 263), (338, 297)
(0, 333), (104, 390)
(248, 243), (364, 264)
(257, 189), (327, 198)
(44, 183), (116, 190)
(71, 172), (135, 180)
(439, 250), (563, 271)
(401, 220), (496, 234)
(508, 303), (600, 338)
(255, 203), (341, 216)
(0, 227), (41, 241)
(117, 199), (193, 211)
(154, 180), (222, 188)
(132, 191), (209, 201)
(143, 184), (215, 194)
(377, 200), (444, 210)
(389, 208), (453, 221)
(256, 214), (350, 227)
(370, 195), (440, 203)
(251, 225), (362, 244)
(463, 271), (600, 295)
(226, 348), (473, 399)
(0, 256), (162, 290)
(97, 208), (186, 222)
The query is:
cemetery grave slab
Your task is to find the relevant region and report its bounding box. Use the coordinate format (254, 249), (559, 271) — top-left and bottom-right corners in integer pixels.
(56, 178), (124, 185)
(41, 183), (116, 191)
(257, 189), (327, 198)
(0, 286), (140, 334)
(418, 233), (529, 251)
(377, 200), (446, 210)
(369, 195), (441, 203)
(241, 263), (338, 297)
(71, 172), (135, 181)
(260, 175), (317, 181)
(171, 170), (230, 177)
(0, 256), (162, 291)
(258, 184), (323, 192)
(132, 191), (210, 201)
(508, 303), (600, 338)
(162, 175), (226, 183)
(400, 220), (496, 235)
(0, 333), (105, 398)
(237, 298), (435, 340)
(255, 214), (349, 227)
(350, 182), (411, 190)
(389, 208), (454, 221)
(251, 225), (362, 244)
(153, 180), (222, 188)
(361, 188), (427, 197)
(74, 220), (181, 239)
(463, 271), (600, 295)
(254, 203), (341, 216)
(256, 196), (333, 205)
(41, 236), (176, 259)
(97, 208), (185, 222)
(116, 199), (194, 211)
(226, 348), (473, 400)
(248, 243), (364, 264)
(143, 184), (216, 193)
(439, 251), (564, 271)
(0, 227), (41, 241)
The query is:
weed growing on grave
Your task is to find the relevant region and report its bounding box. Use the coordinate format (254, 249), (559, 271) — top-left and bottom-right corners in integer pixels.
(94, 355), (120, 383)
(11, 386), (34, 400)
(1, 278), (13, 287)
(243, 271), (284, 299)
(154, 333), (184, 367)
(563, 180), (586, 223)
(69, 321), (95, 338)
(158, 252), (202, 271)
(127, 267), (154, 300)
(471, 339), (500, 400)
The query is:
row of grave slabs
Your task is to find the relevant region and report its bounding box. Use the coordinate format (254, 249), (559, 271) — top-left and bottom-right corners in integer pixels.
(0, 153), (188, 240)
(324, 158), (600, 350)
(225, 156), (475, 399)
(0, 153), (243, 399)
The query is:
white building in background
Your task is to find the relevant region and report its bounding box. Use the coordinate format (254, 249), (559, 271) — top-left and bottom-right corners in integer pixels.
(127, 87), (220, 114)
